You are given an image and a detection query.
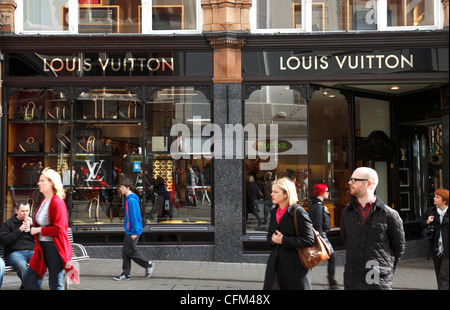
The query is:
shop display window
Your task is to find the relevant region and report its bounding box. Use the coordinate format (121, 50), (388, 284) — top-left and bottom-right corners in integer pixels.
(146, 87), (212, 224)
(244, 86), (351, 234)
(4, 87), (212, 227)
(244, 86), (309, 233)
(71, 89), (145, 225)
(5, 89), (70, 220)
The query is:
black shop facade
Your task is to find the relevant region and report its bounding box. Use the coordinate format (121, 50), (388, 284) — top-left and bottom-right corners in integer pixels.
(1, 32), (449, 262)
(0, 35), (223, 261)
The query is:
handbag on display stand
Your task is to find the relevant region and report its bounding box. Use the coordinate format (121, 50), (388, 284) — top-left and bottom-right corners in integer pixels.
(87, 197), (102, 223)
(24, 101), (36, 121)
(48, 105), (68, 120)
(51, 133), (71, 153)
(19, 137), (41, 152)
(294, 206), (330, 269)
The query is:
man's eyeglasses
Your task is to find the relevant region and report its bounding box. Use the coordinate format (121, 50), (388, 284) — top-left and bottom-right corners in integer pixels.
(349, 178), (368, 184)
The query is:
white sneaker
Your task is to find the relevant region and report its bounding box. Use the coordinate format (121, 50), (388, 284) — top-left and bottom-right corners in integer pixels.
(145, 262), (154, 277)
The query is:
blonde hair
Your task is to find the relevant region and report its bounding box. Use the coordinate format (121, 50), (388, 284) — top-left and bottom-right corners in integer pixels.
(41, 168), (66, 199)
(272, 177), (298, 206)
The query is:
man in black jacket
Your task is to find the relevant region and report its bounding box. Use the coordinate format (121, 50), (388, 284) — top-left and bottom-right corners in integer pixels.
(0, 202), (37, 289)
(340, 167), (405, 290)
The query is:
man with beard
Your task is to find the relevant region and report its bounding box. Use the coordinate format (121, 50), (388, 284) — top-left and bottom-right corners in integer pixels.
(340, 167), (405, 290)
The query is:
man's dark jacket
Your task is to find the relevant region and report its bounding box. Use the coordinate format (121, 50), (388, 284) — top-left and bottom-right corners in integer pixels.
(0, 215), (35, 258)
(340, 197), (405, 290)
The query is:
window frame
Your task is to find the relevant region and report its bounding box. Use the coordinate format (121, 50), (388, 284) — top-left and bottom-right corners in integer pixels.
(249, 0), (443, 33)
(15, 0), (203, 35)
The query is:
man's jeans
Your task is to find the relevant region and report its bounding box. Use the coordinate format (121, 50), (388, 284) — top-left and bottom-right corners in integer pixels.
(6, 250), (33, 279)
(6, 250), (37, 289)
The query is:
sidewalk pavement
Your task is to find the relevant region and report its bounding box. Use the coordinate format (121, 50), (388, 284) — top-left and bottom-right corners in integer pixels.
(1, 256), (438, 291)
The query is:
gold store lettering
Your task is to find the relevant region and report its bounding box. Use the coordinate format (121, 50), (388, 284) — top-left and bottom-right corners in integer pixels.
(43, 57), (174, 73)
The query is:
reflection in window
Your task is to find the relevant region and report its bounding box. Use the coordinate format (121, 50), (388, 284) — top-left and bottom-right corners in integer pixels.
(147, 87), (212, 224)
(153, 0), (197, 30)
(309, 88), (350, 229)
(23, 0), (69, 32)
(245, 86), (308, 233)
(387, 0), (434, 27)
(310, 0), (377, 32)
(257, 0), (301, 29)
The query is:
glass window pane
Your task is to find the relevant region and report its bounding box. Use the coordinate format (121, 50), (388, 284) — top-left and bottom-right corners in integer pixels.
(309, 88), (350, 230)
(77, 0), (141, 33)
(6, 89), (69, 222)
(245, 86), (308, 232)
(257, 0), (300, 29)
(152, 0), (197, 30)
(72, 89), (144, 225)
(311, 0), (377, 32)
(147, 87), (212, 224)
(387, 0), (434, 27)
(23, 0), (69, 31)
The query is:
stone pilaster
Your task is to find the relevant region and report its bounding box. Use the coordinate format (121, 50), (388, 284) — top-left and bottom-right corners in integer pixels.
(0, 0), (17, 33)
(442, 0), (449, 28)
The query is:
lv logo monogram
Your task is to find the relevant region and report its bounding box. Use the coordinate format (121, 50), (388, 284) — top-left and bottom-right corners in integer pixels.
(85, 160), (105, 181)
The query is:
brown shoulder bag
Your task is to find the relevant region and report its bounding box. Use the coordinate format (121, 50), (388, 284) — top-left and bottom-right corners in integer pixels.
(294, 207), (331, 269)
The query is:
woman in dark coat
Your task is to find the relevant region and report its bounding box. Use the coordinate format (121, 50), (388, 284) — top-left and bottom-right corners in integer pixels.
(308, 183), (337, 289)
(420, 188), (449, 290)
(263, 177), (315, 290)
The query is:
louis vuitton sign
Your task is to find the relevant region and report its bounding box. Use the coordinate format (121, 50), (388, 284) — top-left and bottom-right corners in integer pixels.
(43, 56), (174, 73)
(5, 52), (213, 77)
(242, 48), (449, 77)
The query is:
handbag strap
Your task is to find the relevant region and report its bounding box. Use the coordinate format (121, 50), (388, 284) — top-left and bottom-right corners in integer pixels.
(25, 101), (35, 119)
(294, 206), (300, 236)
(57, 133), (70, 150)
(55, 106), (66, 119)
(86, 136), (95, 152)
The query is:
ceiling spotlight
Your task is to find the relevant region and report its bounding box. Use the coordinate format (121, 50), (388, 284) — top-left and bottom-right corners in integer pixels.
(390, 85), (400, 90)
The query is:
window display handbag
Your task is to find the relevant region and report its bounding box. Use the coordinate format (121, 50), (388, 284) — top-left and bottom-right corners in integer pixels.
(51, 133), (71, 153)
(87, 197), (100, 223)
(23, 101), (36, 121)
(294, 207), (330, 269)
(47, 105), (68, 120)
(119, 101), (141, 119)
(21, 162), (39, 186)
(19, 137), (41, 152)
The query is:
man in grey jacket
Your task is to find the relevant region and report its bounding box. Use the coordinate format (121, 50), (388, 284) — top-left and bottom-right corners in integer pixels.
(340, 167), (405, 290)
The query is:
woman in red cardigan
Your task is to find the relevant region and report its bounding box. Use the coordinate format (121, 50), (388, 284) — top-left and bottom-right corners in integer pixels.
(23, 168), (79, 290)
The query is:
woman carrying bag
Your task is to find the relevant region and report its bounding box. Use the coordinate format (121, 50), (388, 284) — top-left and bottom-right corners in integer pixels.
(23, 168), (79, 290)
(420, 188), (449, 290)
(263, 177), (315, 290)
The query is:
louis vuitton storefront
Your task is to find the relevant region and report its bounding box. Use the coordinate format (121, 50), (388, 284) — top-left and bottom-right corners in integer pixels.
(1, 29), (449, 262)
(0, 35), (223, 260)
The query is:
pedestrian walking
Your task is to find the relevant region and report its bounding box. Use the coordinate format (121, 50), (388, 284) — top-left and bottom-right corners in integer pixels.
(308, 183), (338, 289)
(23, 168), (79, 290)
(340, 167), (405, 290)
(420, 188), (448, 290)
(263, 177), (315, 290)
(114, 178), (154, 281)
